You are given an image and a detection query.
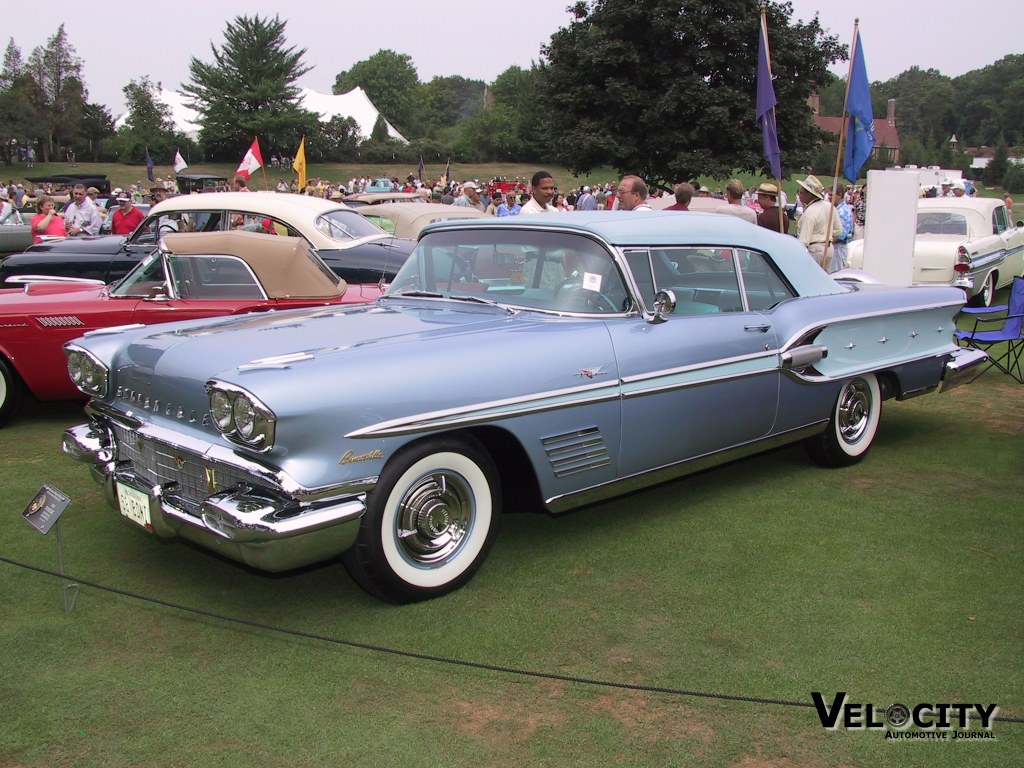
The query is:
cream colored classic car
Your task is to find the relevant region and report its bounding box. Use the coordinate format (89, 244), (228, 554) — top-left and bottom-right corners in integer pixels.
(848, 198), (1024, 306)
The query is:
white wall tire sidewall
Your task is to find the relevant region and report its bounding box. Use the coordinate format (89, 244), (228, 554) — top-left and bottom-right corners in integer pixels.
(833, 374), (880, 459)
(378, 451), (492, 590)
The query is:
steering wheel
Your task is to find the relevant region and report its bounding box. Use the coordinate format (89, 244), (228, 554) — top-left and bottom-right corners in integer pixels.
(554, 280), (619, 312)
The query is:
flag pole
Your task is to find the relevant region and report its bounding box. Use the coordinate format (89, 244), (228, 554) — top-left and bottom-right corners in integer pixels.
(258, 138), (270, 191)
(761, 6), (782, 233)
(822, 18), (860, 269)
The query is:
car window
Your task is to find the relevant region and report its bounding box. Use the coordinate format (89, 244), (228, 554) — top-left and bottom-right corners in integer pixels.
(110, 252), (167, 297)
(360, 213), (396, 235)
(315, 210), (387, 241)
(166, 254), (266, 300)
(993, 206), (1009, 235)
(130, 210), (225, 245)
(916, 212), (967, 236)
(389, 229), (630, 313)
(625, 247), (793, 315)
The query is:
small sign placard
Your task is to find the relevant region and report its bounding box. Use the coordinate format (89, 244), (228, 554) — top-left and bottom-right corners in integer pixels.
(22, 485), (71, 535)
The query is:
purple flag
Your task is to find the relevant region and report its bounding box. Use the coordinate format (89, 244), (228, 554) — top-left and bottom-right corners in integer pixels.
(756, 15), (781, 180)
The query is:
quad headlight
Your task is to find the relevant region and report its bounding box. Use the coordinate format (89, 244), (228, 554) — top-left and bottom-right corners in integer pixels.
(205, 381), (276, 450)
(65, 346), (109, 397)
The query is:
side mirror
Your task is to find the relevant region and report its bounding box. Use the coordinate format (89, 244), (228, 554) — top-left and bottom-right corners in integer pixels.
(650, 289), (676, 324)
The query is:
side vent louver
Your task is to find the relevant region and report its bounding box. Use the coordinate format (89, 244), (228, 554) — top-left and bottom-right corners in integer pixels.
(543, 427), (611, 478)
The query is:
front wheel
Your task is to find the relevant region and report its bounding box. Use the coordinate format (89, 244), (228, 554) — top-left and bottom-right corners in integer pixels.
(0, 357), (24, 428)
(805, 374), (881, 468)
(343, 434), (501, 603)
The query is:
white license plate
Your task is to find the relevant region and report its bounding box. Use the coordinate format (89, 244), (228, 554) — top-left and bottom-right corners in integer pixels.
(116, 482), (152, 529)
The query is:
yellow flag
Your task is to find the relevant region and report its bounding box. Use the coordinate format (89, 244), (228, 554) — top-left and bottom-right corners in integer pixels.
(294, 136), (307, 190)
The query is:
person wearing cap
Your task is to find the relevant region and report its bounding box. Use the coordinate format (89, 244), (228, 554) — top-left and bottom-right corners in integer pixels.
(952, 180), (966, 198)
(939, 178), (954, 198)
(575, 185), (598, 211)
(755, 183), (789, 233)
(150, 184), (171, 204)
(63, 183), (102, 236)
(106, 188), (124, 212)
(795, 174), (843, 272)
(110, 193), (144, 235)
(452, 181), (485, 211)
(663, 182), (694, 211)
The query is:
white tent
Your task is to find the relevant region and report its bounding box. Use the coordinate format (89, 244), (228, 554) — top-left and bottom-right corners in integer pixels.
(115, 86), (406, 144)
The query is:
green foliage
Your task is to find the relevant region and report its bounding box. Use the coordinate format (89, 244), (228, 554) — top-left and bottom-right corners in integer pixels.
(1003, 161), (1024, 194)
(538, 0), (843, 187)
(182, 14), (317, 160)
(26, 25), (87, 161)
(0, 73), (41, 165)
(983, 139), (1010, 187)
(78, 102), (115, 162)
(333, 49), (420, 137)
(417, 75), (485, 137)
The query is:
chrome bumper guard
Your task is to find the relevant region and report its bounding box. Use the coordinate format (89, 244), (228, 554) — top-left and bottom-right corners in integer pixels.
(940, 347), (988, 393)
(62, 422), (366, 572)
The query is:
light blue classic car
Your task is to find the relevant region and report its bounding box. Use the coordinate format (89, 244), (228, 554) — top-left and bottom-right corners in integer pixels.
(62, 212), (986, 603)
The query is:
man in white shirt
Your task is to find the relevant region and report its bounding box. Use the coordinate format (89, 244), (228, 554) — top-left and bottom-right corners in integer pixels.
(615, 176), (653, 211)
(714, 178), (757, 224)
(519, 171), (558, 214)
(62, 183), (102, 235)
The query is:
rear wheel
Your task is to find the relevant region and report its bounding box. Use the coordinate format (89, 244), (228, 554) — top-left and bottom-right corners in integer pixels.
(343, 434), (501, 603)
(0, 357), (24, 428)
(970, 272), (996, 308)
(806, 374), (881, 468)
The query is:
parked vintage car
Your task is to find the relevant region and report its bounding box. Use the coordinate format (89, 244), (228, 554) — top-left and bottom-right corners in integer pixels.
(356, 202), (490, 238)
(848, 197), (1024, 307)
(62, 212), (985, 603)
(0, 230), (363, 427)
(341, 191), (429, 207)
(0, 193), (414, 289)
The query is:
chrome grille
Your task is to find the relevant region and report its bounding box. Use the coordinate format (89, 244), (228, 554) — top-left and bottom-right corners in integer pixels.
(113, 423), (255, 512)
(543, 427), (611, 478)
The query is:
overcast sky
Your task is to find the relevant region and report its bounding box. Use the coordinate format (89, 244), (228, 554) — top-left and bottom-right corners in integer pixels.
(5, 0), (1022, 117)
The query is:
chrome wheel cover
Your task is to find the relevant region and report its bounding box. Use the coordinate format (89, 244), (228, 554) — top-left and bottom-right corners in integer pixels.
(394, 470), (474, 567)
(838, 379), (872, 445)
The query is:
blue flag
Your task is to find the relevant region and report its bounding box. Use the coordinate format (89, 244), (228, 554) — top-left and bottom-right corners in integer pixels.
(756, 15), (781, 180)
(145, 148), (155, 182)
(417, 155), (424, 181)
(843, 30), (875, 182)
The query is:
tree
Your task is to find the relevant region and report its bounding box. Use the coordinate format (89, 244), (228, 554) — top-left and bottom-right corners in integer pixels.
(27, 25), (87, 162)
(1002, 161), (1024, 195)
(80, 102), (115, 162)
(417, 75), (486, 138)
(183, 14), (317, 160)
(538, 0), (843, 188)
(333, 50), (420, 137)
(0, 73), (42, 165)
(983, 139), (1010, 187)
(0, 37), (23, 91)
(111, 76), (182, 165)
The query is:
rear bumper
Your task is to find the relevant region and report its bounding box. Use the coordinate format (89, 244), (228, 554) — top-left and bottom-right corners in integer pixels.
(939, 347), (988, 392)
(62, 421), (367, 572)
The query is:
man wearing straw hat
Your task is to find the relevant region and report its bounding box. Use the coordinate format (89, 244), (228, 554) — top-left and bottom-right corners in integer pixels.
(754, 182), (789, 233)
(795, 174), (843, 273)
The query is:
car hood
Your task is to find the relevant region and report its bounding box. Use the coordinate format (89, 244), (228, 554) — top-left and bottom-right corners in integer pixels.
(0, 281), (107, 313)
(25, 235), (127, 255)
(101, 299), (608, 439)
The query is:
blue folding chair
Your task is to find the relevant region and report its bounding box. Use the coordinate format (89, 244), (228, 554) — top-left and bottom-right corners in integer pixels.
(955, 275), (1024, 383)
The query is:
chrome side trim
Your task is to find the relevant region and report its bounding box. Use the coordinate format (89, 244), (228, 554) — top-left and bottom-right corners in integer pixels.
(782, 349), (950, 385)
(545, 423), (827, 513)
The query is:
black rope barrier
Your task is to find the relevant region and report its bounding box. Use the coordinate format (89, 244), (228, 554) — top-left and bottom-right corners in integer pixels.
(3, 553), (1020, 724)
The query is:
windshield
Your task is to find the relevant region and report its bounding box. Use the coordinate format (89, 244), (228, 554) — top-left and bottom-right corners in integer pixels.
(315, 209), (387, 242)
(386, 229), (631, 313)
(111, 251), (166, 297)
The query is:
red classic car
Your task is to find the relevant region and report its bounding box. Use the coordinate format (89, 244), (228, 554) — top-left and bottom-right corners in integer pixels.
(0, 229), (357, 426)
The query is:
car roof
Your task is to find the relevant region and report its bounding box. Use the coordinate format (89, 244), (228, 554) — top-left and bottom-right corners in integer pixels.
(160, 230), (345, 299)
(917, 197), (1003, 215)
(420, 210), (843, 297)
(151, 191), (353, 217)
(358, 203), (490, 238)
(343, 192), (428, 204)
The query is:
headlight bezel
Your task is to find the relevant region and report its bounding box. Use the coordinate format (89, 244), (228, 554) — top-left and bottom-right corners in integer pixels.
(205, 381), (276, 451)
(64, 345), (109, 398)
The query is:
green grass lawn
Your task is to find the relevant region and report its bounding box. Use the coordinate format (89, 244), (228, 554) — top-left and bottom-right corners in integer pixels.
(1, 302), (1021, 765)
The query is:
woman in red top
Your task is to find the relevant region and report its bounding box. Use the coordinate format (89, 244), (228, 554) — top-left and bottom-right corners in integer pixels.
(30, 195), (67, 243)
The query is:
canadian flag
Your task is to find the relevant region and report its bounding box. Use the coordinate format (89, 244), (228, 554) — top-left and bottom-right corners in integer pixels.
(235, 138), (263, 180)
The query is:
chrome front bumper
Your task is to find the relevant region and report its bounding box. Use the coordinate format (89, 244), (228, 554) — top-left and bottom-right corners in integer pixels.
(62, 421), (367, 572)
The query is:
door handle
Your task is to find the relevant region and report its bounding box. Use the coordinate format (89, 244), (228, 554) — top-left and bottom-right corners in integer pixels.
(744, 323), (771, 333)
